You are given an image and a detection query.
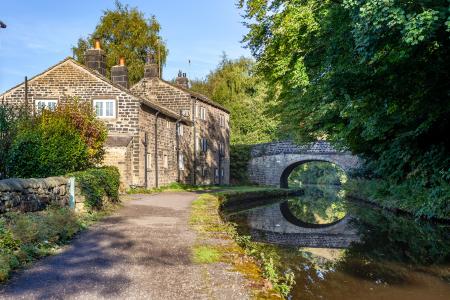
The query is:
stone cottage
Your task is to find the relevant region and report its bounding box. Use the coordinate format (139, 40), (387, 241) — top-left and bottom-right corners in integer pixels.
(0, 42), (230, 188)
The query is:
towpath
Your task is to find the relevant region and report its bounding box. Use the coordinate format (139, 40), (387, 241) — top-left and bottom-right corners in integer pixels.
(0, 192), (250, 300)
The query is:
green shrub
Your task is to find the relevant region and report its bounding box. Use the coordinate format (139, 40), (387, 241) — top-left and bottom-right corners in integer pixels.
(8, 117), (89, 178)
(0, 104), (30, 179)
(68, 167), (120, 210)
(345, 178), (450, 220)
(230, 144), (252, 184)
(4, 100), (107, 178)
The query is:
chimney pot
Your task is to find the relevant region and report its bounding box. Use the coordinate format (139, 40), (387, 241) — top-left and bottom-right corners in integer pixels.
(176, 70), (189, 89)
(119, 57), (125, 66)
(94, 38), (101, 50)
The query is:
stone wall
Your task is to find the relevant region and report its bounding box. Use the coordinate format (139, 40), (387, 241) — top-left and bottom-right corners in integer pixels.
(0, 59), (142, 187)
(132, 77), (231, 185)
(248, 141), (361, 187)
(0, 177), (69, 213)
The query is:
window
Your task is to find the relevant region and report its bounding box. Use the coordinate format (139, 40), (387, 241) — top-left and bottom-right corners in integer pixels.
(219, 115), (225, 127)
(199, 107), (207, 121)
(35, 99), (57, 112)
(219, 142), (225, 155)
(163, 153), (169, 169)
(214, 168), (219, 178)
(177, 123), (184, 136)
(166, 120), (171, 129)
(200, 138), (208, 153)
(93, 99), (116, 118)
(178, 153), (185, 170)
(181, 109), (190, 117)
(202, 168), (208, 177)
(221, 168), (225, 178)
(146, 153), (152, 170)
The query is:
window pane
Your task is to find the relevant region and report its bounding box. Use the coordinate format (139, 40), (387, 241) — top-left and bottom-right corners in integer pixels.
(95, 102), (103, 117)
(48, 101), (57, 111)
(106, 101), (113, 117)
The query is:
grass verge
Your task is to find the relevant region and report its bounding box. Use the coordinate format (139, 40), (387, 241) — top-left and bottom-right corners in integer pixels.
(127, 182), (273, 195)
(0, 202), (119, 282)
(189, 189), (296, 299)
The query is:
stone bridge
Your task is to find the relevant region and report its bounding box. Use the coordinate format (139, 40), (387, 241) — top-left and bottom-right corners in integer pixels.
(248, 141), (361, 188)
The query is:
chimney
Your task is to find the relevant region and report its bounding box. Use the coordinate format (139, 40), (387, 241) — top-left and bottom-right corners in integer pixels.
(144, 52), (159, 78)
(85, 38), (107, 76)
(175, 70), (189, 89)
(111, 57), (128, 88)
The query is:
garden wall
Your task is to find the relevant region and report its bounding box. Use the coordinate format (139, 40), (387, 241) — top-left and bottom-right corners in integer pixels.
(0, 177), (69, 213)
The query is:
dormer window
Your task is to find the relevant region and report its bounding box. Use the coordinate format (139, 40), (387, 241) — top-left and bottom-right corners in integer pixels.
(94, 99), (116, 118)
(35, 99), (57, 112)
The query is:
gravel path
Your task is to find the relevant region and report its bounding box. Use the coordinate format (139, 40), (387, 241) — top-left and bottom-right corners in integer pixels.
(0, 192), (250, 300)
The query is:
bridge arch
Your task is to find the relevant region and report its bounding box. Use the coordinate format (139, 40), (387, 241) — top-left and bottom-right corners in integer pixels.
(248, 141), (361, 187)
(279, 158), (347, 188)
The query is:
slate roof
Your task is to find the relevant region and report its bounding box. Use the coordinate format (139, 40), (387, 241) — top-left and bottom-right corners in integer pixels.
(161, 80), (230, 113)
(0, 57), (193, 125)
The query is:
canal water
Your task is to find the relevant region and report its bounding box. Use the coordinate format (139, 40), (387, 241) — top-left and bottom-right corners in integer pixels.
(223, 185), (450, 300)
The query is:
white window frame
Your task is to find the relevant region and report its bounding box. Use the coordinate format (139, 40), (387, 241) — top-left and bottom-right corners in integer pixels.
(35, 99), (58, 112)
(93, 99), (116, 118)
(199, 107), (207, 121)
(181, 109), (190, 117)
(166, 120), (171, 129)
(178, 153), (185, 170)
(219, 115), (225, 127)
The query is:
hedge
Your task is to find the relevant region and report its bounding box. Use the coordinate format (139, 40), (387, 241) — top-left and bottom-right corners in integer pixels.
(68, 166), (120, 210)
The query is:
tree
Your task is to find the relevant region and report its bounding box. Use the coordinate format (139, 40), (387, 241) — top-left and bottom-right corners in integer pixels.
(191, 55), (278, 145)
(191, 55), (279, 184)
(72, 1), (167, 85)
(238, 0), (450, 188)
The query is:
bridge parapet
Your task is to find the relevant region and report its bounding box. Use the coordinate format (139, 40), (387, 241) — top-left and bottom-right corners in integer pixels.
(248, 140), (361, 187)
(250, 140), (348, 158)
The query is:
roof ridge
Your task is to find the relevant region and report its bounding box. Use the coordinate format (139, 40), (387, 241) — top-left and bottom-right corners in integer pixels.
(161, 79), (229, 113)
(0, 57), (190, 123)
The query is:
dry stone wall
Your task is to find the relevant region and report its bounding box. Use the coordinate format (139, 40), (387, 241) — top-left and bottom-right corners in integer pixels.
(0, 177), (69, 213)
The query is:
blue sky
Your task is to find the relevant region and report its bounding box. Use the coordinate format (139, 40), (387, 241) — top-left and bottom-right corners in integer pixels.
(0, 0), (250, 92)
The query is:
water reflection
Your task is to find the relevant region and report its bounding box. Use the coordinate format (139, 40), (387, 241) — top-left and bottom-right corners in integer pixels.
(282, 185), (347, 227)
(222, 184), (450, 300)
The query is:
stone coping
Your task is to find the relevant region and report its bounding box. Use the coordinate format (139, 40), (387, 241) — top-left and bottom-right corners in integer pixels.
(0, 177), (68, 192)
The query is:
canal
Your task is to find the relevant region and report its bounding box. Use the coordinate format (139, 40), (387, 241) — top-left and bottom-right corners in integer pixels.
(222, 163), (450, 300)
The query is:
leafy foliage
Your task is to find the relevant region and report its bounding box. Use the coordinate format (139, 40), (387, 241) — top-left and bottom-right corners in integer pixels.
(238, 0), (450, 214)
(190, 56), (279, 184)
(0, 105), (29, 179)
(0, 207), (80, 282)
(229, 144), (252, 184)
(288, 162), (347, 186)
(191, 55), (278, 145)
(68, 167), (120, 210)
(72, 0), (167, 84)
(5, 101), (107, 178)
